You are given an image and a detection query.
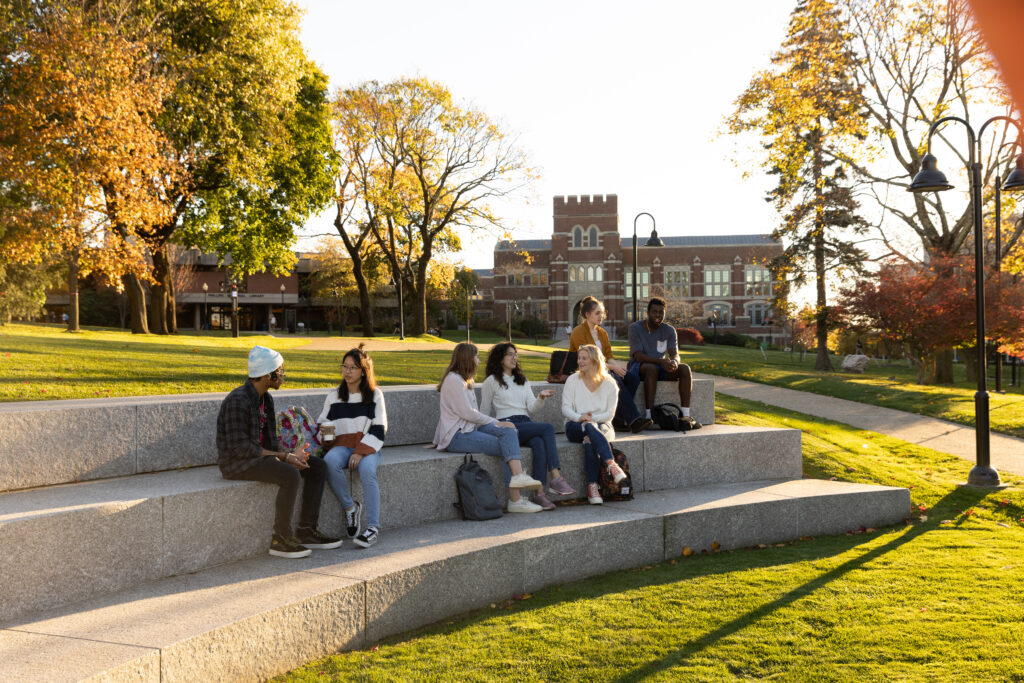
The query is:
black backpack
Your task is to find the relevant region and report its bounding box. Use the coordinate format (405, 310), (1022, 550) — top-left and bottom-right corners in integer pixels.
(453, 454), (503, 520)
(651, 403), (700, 432)
(598, 447), (634, 501)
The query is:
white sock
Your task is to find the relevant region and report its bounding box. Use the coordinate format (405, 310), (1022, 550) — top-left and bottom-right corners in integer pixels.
(682, 407), (691, 417)
(645, 409), (652, 419)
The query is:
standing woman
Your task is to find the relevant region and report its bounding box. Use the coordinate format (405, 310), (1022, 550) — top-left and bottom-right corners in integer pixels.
(561, 344), (628, 504)
(433, 342), (544, 513)
(481, 342), (576, 511)
(318, 345), (386, 548)
(568, 296), (653, 433)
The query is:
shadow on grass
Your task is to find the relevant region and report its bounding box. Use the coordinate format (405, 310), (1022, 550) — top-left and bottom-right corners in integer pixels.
(609, 486), (990, 682)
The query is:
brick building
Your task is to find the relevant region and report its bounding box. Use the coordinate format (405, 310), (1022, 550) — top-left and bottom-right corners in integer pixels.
(478, 194), (785, 342)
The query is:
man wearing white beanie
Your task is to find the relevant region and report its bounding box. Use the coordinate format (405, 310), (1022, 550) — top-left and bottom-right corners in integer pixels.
(216, 345), (342, 558)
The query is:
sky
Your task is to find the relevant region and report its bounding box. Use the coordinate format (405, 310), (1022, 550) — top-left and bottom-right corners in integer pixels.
(295, 0), (795, 269)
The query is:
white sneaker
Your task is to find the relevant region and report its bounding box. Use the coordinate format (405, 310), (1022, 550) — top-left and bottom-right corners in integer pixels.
(507, 497), (543, 513)
(509, 473), (543, 490)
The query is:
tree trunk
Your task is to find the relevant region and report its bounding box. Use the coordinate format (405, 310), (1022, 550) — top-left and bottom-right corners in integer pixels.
(123, 273), (149, 334)
(812, 134), (833, 372)
(351, 256), (374, 336)
(66, 252), (80, 333)
(412, 258), (429, 335)
(151, 247), (177, 334)
(933, 347), (954, 384)
(963, 347), (978, 384)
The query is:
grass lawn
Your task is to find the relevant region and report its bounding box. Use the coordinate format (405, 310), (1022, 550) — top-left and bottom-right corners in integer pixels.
(610, 341), (1024, 440)
(0, 324), (553, 401)
(277, 395), (1024, 682)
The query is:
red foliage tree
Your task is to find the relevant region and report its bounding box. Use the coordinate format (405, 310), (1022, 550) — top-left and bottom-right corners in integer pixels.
(839, 256), (1024, 383)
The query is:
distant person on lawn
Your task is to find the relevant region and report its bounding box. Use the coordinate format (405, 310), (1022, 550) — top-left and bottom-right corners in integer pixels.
(627, 297), (699, 429)
(216, 346), (342, 559)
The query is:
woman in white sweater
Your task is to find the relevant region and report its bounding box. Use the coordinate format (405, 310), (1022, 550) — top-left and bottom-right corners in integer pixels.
(318, 345), (386, 548)
(481, 342), (576, 511)
(432, 342), (544, 513)
(561, 344), (628, 504)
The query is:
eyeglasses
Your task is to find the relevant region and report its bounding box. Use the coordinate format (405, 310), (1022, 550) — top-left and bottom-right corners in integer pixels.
(342, 364), (360, 371)
(505, 351), (518, 358)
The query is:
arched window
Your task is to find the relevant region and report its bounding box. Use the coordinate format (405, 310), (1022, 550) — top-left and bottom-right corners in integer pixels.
(596, 265), (603, 281)
(588, 226), (599, 248)
(705, 303), (732, 326)
(587, 266), (595, 281)
(569, 266), (577, 282)
(572, 226), (583, 248)
(746, 302), (769, 326)
(577, 266), (586, 281)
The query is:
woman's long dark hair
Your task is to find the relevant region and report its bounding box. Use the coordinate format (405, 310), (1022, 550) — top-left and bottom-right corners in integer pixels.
(485, 342), (526, 388)
(338, 344), (377, 403)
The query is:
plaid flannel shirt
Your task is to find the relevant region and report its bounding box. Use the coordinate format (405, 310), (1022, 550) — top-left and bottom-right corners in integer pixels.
(216, 381), (277, 478)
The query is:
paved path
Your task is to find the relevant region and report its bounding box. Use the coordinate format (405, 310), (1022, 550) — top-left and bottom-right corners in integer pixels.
(699, 373), (1024, 478)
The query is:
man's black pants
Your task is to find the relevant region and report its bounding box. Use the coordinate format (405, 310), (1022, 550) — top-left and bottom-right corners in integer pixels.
(227, 456), (327, 538)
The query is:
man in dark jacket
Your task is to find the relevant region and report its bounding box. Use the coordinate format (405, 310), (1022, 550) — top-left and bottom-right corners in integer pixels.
(216, 345), (342, 558)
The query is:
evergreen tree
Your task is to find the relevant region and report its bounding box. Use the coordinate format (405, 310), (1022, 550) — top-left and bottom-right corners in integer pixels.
(729, 0), (869, 371)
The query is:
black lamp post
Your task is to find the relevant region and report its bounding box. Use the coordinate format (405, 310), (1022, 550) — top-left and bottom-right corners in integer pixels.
(279, 283), (286, 333)
(632, 212), (663, 324)
(201, 282), (208, 331)
(390, 275), (405, 340)
(466, 287), (480, 342)
(993, 151), (1024, 392)
(230, 281), (239, 339)
(505, 300), (519, 343)
(908, 114), (1024, 487)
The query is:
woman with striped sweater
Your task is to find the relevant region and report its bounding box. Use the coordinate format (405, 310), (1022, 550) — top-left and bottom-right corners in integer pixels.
(318, 345), (387, 548)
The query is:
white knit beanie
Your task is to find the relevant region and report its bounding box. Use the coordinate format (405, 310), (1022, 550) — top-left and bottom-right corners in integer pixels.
(248, 345), (283, 378)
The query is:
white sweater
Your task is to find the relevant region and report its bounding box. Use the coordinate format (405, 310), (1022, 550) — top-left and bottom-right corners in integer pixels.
(317, 387), (388, 452)
(480, 374), (544, 419)
(432, 373), (497, 450)
(561, 373), (618, 438)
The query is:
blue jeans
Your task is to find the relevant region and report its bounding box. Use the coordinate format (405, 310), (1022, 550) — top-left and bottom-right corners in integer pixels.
(505, 415), (559, 485)
(446, 422), (521, 486)
(565, 420), (614, 484)
(612, 371), (642, 425)
(323, 446), (382, 529)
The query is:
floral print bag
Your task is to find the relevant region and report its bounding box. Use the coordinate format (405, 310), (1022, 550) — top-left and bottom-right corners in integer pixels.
(275, 405), (323, 458)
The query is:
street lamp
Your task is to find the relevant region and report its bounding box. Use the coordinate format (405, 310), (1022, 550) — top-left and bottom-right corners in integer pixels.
(279, 283), (286, 333)
(908, 114), (1024, 487)
(993, 151), (1024, 392)
(201, 282), (208, 331)
(230, 280), (238, 339)
(390, 275), (405, 340)
(632, 212), (663, 323)
(505, 300), (519, 343)
(465, 287), (480, 342)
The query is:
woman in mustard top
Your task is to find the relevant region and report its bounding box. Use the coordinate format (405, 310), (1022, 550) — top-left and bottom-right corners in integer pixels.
(568, 296), (652, 432)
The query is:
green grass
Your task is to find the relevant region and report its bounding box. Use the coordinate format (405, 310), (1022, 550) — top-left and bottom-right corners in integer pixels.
(610, 342), (1024, 440)
(0, 324), (552, 401)
(277, 396), (1024, 682)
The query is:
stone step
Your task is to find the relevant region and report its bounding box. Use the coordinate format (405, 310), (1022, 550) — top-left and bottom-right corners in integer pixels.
(0, 425), (800, 624)
(0, 479), (910, 682)
(0, 380), (714, 493)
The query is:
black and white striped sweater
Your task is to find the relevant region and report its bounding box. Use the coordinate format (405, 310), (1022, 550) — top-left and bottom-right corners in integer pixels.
(317, 387), (388, 453)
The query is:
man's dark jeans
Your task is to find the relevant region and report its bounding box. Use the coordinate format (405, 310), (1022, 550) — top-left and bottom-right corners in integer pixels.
(226, 456), (327, 538)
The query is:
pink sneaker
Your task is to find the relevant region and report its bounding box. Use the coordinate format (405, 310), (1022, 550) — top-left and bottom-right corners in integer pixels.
(532, 491), (557, 511)
(547, 476), (576, 497)
(587, 483), (603, 505)
(606, 460), (627, 484)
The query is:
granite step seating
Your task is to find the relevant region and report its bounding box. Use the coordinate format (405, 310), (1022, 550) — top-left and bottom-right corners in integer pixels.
(1, 382), (730, 623)
(0, 380), (911, 681)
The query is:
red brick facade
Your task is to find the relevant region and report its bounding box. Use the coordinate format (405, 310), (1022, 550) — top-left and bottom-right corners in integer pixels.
(480, 194), (785, 341)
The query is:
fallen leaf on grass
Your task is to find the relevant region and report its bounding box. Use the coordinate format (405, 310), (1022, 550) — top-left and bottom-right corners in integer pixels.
(998, 499), (1010, 507)
(682, 546), (693, 556)
(711, 541), (721, 551)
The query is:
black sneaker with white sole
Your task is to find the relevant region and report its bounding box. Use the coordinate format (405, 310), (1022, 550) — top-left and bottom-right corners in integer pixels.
(353, 526), (379, 548)
(295, 526), (343, 550)
(344, 501), (363, 538)
(269, 534), (311, 559)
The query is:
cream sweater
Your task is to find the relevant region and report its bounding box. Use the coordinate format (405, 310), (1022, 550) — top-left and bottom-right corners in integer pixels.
(480, 374), (545, 419)
(561, 373), (618, 438)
